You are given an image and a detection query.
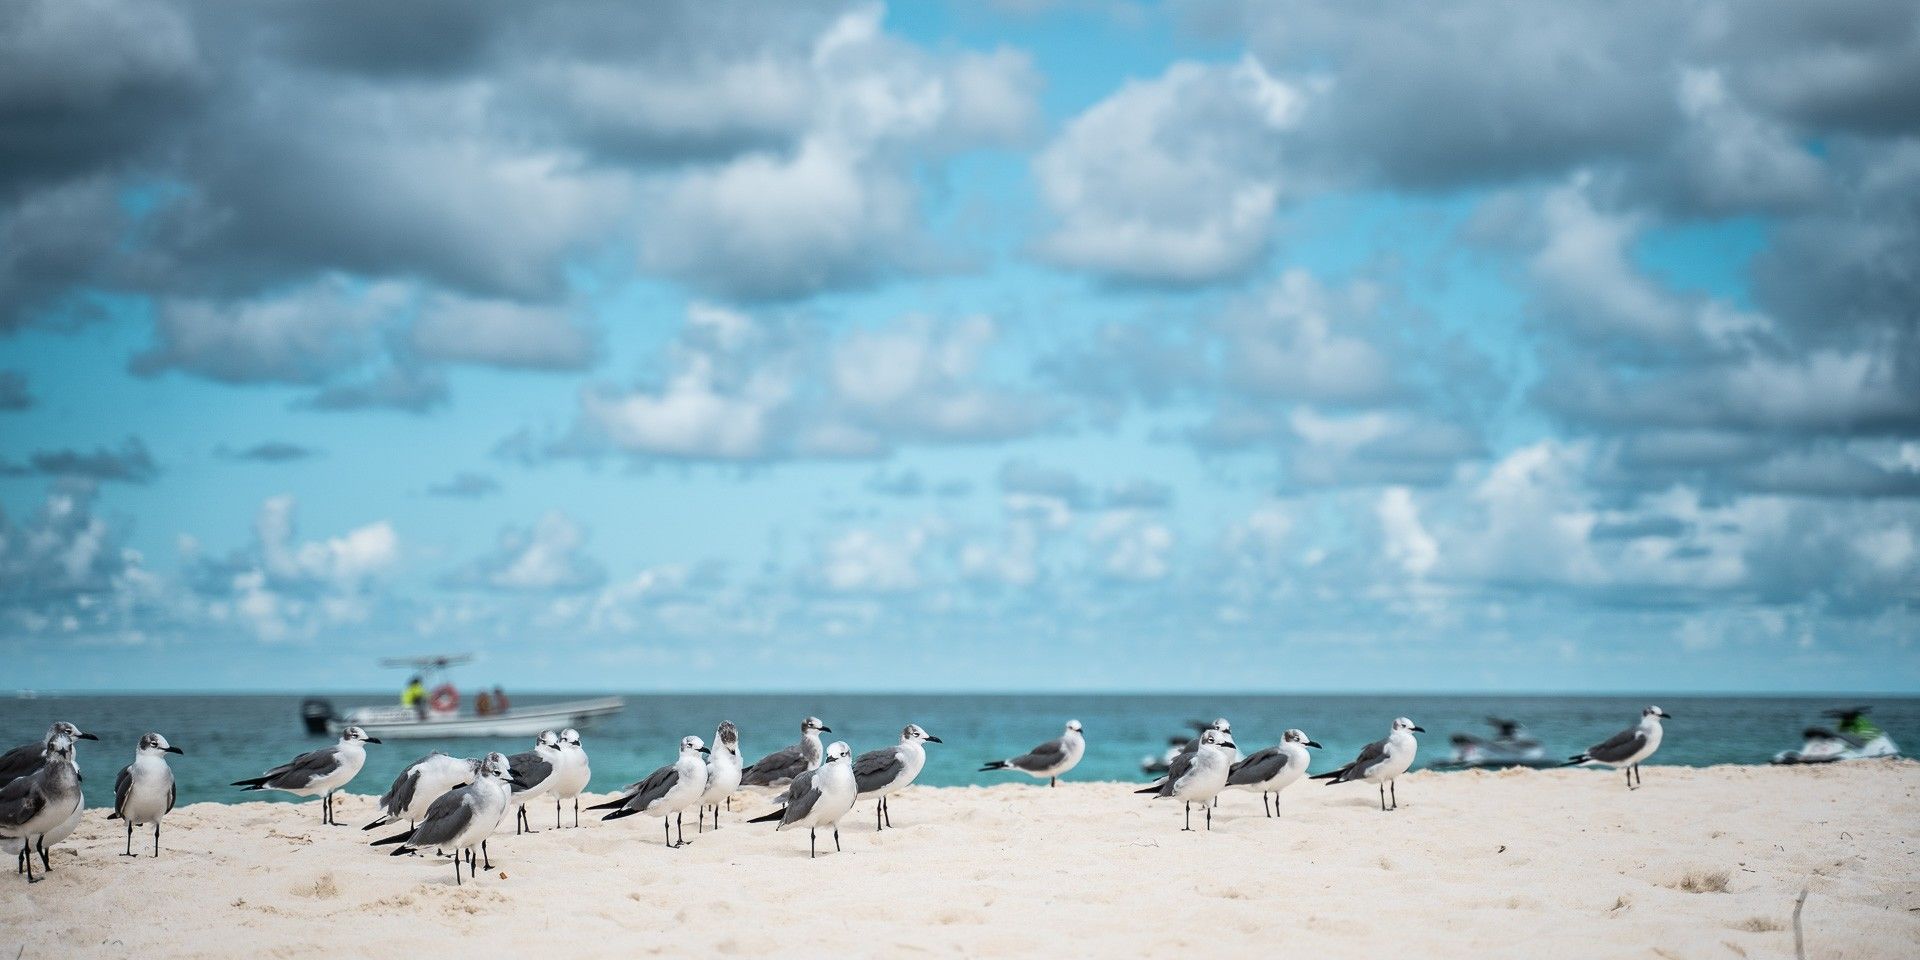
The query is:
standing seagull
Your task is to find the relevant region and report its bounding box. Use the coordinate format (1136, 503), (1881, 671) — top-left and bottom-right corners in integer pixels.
(364, 752), (479, 833)
(0, 734), (82, 883)
(749, 741), (857, 858)
(1135, 727), (1237, 831)
(0, 721), (99, 787)
(590, 736), (709, 848)
(1227, 729), (1320, 818)
(1564, 706), (1672, 789)
(373, 753), (522, 885)
(231, 725), (380, 824)
(548, 729), (592, 829)
(854, 724), (942, 831)
(106, 733), (183, 857)
(980, 719), (1085, 787)
(504, 731), (564, 834)
(1311, 717), (1423, 811)
(698, 721), (741, 832)
(739, 717), (830, 790)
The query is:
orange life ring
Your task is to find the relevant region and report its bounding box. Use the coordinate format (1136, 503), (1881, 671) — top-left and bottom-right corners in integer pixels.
(428, 684), (459, 713)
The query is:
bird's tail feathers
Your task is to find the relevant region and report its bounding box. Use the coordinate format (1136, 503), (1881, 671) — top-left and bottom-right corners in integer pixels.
(1561, 755), (1591, 767)
(370, 829), (416, 848)
(747, 808), (785, 824)
(978, 760), (1010, 772)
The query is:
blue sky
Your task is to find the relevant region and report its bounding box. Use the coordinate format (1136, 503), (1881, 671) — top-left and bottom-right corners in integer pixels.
(2, 0), (1917, 692)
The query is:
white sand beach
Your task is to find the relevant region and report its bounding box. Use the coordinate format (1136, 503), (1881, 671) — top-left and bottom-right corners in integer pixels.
(3, 762), (1915, 958)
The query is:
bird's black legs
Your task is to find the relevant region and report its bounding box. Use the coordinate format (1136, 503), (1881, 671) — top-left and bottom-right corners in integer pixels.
(675, 811), (686, 847)
(322, 791), (330, 825)
(36, 837), (49, 871)
(555, 797), (562, 830)
(124, 820), (136, 857)
(481, 840), (492, 870)
(454, 852), (463, 886)
(517, 805), (537, 834)
(1262, 792), (1272, 818)
(833, 827), (841, 852)
(809, 828), (817, 859)
(663, 818), (671, 847)
(1378, 783), (1387, 811)
(153, 821), (162, 857)
(574, 797), (581, 828)
(1049, 776), (1057, 788)
(1182, 801), (1194, 831)
(876, 801), (883, 832)
(711, 804), (720, 830)
(21, 842), (38, 883)
(882, 796), (892, 828)
(1206, 802), (1213, 830)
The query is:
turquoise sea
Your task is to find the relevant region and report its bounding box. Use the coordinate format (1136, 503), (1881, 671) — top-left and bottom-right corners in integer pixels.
(4, 693), (1914, 808)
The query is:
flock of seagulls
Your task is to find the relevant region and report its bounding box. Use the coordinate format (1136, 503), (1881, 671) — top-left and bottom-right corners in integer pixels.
(0, 706), (1677, 884)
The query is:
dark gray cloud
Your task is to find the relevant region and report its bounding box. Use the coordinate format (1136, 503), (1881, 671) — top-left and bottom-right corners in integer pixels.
(299, 366), (449, 415)
(1, 437), (159, 483)
(219, 441), (317, 463)
(0, 370), (29, 410)
(426, 472), (501, 498)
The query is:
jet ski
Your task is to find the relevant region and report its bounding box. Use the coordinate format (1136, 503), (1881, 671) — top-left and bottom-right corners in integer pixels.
(1432, 716), (1558, 769)
(1772, 707), (1900, 764)
(1139, 720), (1214, 776)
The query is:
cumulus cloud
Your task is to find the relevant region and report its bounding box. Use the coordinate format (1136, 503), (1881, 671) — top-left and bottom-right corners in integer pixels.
(0, 437), (159, 483)
(443, 511), (605, 593)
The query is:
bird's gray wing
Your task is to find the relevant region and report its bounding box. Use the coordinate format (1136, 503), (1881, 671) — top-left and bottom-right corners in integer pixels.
(166, 778), (175, 816)
(382, 761), (426, 815)
(408, 789), (478, 848)
(740, 744), (807, 786)
(624, 764), (679, 811)
(1007, 737), (1068, 772)
(779, 769), (823, 826)
(0, 774), (47, 830)
(113, 764), (134, 818)
(853, 748), (905, 794)
(508, 751), (554, 794)
(1228, 747), (1291, 786)
(263, 747), (342, 789)
(1338, 738), (1390, 781)
(0, 743), (44, 788)
(1585, 727), (1647, 763)
(1156, 749), (1197, 795)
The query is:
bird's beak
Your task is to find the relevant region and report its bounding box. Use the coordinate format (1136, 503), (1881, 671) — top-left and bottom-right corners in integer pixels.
(1305, 740), (1323, 749)
(1659, 712), (1673, 719)
(925, 735), (943, 743)
(165, 746), (185, 755)
(1220, 740), (1237, 750)
(1410, 726), (1425, 733)
(78, 732), (99, 741)
(365, 737), (383, 744)
(698, 746), (711, 754)
(819, 726), (832, 733)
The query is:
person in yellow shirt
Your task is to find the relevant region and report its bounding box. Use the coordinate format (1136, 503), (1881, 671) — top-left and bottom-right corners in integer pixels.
(401, 675), (426, 719)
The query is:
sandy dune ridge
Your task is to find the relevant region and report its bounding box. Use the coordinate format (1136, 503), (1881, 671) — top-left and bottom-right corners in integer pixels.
(2, 762), (1915, 958)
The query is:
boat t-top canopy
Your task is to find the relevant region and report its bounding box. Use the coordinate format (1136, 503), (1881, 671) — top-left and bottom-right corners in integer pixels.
(378, 654), (473, 669)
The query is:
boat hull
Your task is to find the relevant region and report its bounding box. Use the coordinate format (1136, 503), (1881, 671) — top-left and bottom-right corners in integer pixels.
(328, 697), (624, 739)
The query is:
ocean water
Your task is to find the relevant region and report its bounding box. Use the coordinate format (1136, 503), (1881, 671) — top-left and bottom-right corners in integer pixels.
(3, 693), (1914, 808)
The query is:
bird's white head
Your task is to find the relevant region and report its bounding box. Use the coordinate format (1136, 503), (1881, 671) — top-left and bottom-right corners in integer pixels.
(341, 726), (381, 744)
(482, 752), (513, 780)
(824, 741), (852, 763)
(715, 721), (739, 748)
(1199, 728), (1237, 751)
(537, 730), (561, 749)
(681, 735), (709, 756)
(1210, 718), (1232, 733)
(138, 732), (183, 756)
(902, 723), (942, 744)
(47, 720), (94, 744)
(1392, 717), (1424, 734)
(803, 716), (830, 735)
(1643, 705), (1672, 720)
(1065, 719), (1084, 734)
(1284, 729), (1321, 748)
(42, 733), (76, 763)
(560, 728), (582, 747)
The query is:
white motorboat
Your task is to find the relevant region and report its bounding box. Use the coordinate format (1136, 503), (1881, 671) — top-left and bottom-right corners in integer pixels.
(1772, 707), (1901, 765)
(302, 654), (623, 740)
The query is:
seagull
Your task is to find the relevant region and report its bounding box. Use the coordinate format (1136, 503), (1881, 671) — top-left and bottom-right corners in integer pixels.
(739, 717), (830, 790)
(548, 729), (592, 829)
(0, 721), (98, 787)
(1136, 727), (1237, 830)
(505, 730), (564, 835)
(1311, 717), (1423, 811)
(1166, 718), (1236, 808)
(749, 741), (857, 858)
(0, 733), (82, 883)
(1227, 729), (1320, 817)
(373, 752), (523, 886)
(1564, 706), (1672, 789)
(697, 721), (741, 833)
(231, 725), (380, 824)
(107, 733), (183, 857)
(980, 719), (1084, 787)
(363, 752), (480, 833)
(854, 724), (942, 831)
(590, 735), (709, 848)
